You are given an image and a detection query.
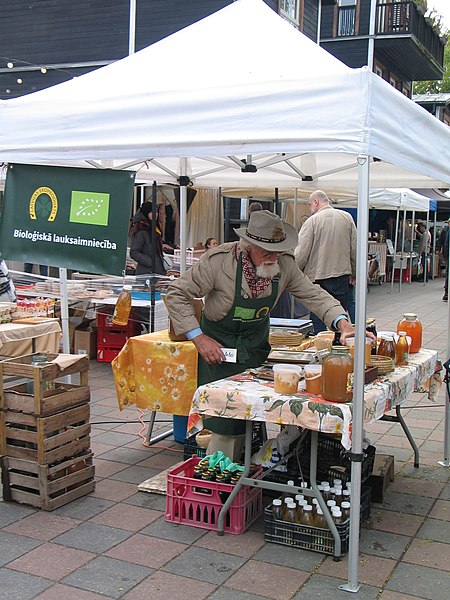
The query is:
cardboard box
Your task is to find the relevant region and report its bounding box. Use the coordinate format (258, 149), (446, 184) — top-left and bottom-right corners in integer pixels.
(367, 454), (394, 503)
(74, 324), (97, 359)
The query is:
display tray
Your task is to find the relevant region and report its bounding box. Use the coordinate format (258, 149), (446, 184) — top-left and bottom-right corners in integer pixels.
(268, 349), (323, 364)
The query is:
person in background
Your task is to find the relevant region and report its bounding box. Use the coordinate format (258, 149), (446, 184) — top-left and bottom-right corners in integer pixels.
(436, 218), (450, 301)
(129, 201), (166, 275)
(295, 190), (357, 333)
(248, 201), (263, 215)
(205, 238), (218, 251)
(165, 210), (356, 459)
(416, 222), (431, 283)
(0, 260), (16, 302)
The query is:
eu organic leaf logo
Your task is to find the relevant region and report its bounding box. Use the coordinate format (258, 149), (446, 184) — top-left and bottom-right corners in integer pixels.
(70, 191), (110, 226)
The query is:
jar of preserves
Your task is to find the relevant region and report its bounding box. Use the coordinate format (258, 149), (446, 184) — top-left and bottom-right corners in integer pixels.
(322, 346), (353, 403)
(397, 313), (422, 353)
(366, 318), (378, 355)
(377, 335), (396, 360)
(395, 331), (409, 366)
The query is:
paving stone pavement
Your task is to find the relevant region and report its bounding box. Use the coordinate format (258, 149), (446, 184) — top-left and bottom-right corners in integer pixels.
(1, 277), (449, 599)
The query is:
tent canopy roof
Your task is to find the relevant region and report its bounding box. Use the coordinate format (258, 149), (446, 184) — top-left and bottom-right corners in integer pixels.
(0, 0), (449, 191)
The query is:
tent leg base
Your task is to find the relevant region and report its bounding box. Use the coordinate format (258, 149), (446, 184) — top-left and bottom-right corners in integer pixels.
(438, 460), (450, 467)
(339, 583), (361, 594)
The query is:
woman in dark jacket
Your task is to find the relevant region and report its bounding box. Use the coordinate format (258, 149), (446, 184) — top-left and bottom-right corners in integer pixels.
(129, 202), (166, 275)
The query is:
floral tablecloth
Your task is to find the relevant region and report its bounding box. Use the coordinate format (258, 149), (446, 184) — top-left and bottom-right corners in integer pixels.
(112, 330), (197, 415)
(188, 349), (439, 449)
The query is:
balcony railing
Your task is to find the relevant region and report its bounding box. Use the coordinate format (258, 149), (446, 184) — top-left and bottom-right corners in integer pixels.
(335, 1), (444, 66)
(376, 1), (444, 65)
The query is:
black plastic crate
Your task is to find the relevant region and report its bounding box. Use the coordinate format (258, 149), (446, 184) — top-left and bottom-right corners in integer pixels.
(264, 506), (349, 556)
(183, 422), (267, 462)
(294, 432), (375, 485)
(264, 486), (371, 556)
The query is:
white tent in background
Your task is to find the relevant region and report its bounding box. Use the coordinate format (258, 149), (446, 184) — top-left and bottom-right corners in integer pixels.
(0, 0), (449, 592)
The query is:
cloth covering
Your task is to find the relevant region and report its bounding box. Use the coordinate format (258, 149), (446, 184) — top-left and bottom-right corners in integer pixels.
(112, 329), (198, 415)
(0, 320), (61, 356)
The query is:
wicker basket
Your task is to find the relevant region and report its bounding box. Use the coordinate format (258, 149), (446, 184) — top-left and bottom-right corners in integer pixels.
(369, 355), (394, 375)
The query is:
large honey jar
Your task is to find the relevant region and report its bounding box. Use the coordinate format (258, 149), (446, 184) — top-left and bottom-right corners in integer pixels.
(397, 313), (422, 353)
(321, 346), (353, 403)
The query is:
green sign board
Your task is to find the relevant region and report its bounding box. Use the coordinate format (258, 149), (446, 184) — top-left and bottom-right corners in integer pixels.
(0, 164), (135, 276)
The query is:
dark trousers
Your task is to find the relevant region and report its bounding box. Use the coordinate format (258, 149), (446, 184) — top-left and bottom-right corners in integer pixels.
(310, 275), (350, 334)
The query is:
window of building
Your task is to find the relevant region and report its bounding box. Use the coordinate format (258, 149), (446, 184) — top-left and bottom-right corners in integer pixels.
(280, 0), (301, 28)
(375, 65), (384, 78)
(337, 0), (357, 37)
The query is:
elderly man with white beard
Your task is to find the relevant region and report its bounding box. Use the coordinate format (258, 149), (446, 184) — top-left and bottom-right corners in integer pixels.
(165, 210), (354, 452)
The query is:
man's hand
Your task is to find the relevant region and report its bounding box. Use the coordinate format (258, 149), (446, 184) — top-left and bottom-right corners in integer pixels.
(337, 319), (377, 346)
(191, 333), (226, 365)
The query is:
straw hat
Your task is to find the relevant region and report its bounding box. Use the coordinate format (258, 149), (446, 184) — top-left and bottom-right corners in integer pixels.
(234, 210), (298, 252)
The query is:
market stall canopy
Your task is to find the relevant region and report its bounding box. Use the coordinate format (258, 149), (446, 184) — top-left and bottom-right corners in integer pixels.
(0, 0), (449, 191)
(335, 188), (433, 211)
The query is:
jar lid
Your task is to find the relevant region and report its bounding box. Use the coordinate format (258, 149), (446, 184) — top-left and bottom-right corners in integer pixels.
(123, 285), (132, 291)
(398, 331), (407, 336)
(380, 334), (394, 340)
(331, 345), (350, 353)
(403, 313), (417, 319)
(366, 317), (376, 324)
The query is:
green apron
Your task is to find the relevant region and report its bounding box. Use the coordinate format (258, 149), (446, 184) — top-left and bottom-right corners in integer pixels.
(199, 252), (279, 435)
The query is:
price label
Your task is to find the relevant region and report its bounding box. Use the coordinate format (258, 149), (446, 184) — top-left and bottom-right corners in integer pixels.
(220, 347), (237, 363)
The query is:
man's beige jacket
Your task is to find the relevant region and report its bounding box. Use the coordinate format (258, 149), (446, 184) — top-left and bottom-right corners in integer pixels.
(295, 205), (357, 282)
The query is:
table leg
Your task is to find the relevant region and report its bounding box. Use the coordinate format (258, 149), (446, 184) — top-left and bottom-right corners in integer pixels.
(217, 421), (252, 536)
(381, 406), (419, 467)
(145, 411), (174, 445)
(309, 431), (342, 559)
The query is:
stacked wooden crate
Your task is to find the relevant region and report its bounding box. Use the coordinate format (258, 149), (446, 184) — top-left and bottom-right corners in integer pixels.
(0, 353), (95, 510)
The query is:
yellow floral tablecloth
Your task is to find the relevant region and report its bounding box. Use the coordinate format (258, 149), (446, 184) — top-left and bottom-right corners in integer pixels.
(188, 349), (439, 449)
(112, 330), (198, 415)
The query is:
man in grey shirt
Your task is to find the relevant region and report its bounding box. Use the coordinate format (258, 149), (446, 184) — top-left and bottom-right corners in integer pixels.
(295, 190), (357, 333)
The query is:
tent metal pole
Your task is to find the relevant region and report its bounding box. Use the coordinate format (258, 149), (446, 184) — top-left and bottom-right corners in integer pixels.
(424, 209), (429, 285)
(179, 160), (188, 275)
(410, 210), (415, 284)
(59, 267), (70, 354)
(128, 0), (136, 55)
(390, 209), (399, 293)
(439, 231), (450, 468)
(291, 188), (299, 318)
(339, 156), (369, 594)
(432, 210), (437, 279)
(399, 210), (406, 292)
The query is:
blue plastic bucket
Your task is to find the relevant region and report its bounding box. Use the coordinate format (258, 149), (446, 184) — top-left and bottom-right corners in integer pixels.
(172, 415), (188, 443)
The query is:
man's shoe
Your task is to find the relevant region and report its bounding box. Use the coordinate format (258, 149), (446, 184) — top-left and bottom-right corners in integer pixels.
(443, 295), (448, 301)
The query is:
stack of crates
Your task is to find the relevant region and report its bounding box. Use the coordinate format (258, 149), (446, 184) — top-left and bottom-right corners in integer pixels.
(0, 353), (95, 510)
(96, 306), (140, 362)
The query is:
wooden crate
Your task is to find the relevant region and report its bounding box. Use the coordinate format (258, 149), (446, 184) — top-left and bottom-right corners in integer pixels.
(1, 452), (95, 510)
(0, 404), (91, 464)
(1, 382), (90, 416)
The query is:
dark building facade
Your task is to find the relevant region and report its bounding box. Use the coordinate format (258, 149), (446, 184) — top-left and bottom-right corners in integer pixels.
(0, 1), (444, 100)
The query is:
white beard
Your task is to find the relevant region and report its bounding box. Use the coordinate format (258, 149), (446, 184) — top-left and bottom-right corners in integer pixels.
(256, 263), (280, 279)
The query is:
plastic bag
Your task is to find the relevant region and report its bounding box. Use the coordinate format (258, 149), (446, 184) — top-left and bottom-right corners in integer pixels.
(251, 426), (301, 471)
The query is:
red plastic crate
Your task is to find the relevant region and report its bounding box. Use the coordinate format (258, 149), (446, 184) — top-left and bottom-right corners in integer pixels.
(98, 331), (131, 347)
(165, 456), (263, 535)
(96, 347), (121, 363)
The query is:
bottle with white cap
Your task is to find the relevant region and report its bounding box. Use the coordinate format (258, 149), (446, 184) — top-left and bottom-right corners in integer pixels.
(331, 506), (343, 525)
(340, 501), (351, 521)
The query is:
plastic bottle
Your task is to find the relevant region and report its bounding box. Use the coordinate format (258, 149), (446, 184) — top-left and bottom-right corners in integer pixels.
(295, 498), (307, 523)
(302, 504), (314, 528)
(284, 502), (297, 545)
(395, 331), (410, 366)
(397, 313), (422, 353)
(112, 285), (132, 326)
(334, 488), (343, 506)
(271, 498), (283, 520)
(331, 507), (343, 524)
(340, 501), (351, 522)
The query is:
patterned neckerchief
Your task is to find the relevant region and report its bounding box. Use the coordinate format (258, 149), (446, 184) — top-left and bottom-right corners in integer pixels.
(235, 244), (272, 298)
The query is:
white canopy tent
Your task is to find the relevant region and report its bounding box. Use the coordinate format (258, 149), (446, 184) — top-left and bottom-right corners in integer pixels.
(0, 0), (450, 592)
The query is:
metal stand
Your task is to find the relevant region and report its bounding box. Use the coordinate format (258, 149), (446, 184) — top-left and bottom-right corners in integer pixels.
(381, 405), (419, 467)
(216, 424), (342, 559)
(145, 410), (173, 445)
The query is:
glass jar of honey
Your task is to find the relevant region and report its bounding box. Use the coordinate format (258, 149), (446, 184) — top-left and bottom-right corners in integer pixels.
(322, 346), (353, 403)
(397, 313), (422, 353)
(377, 335), (396, 359)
